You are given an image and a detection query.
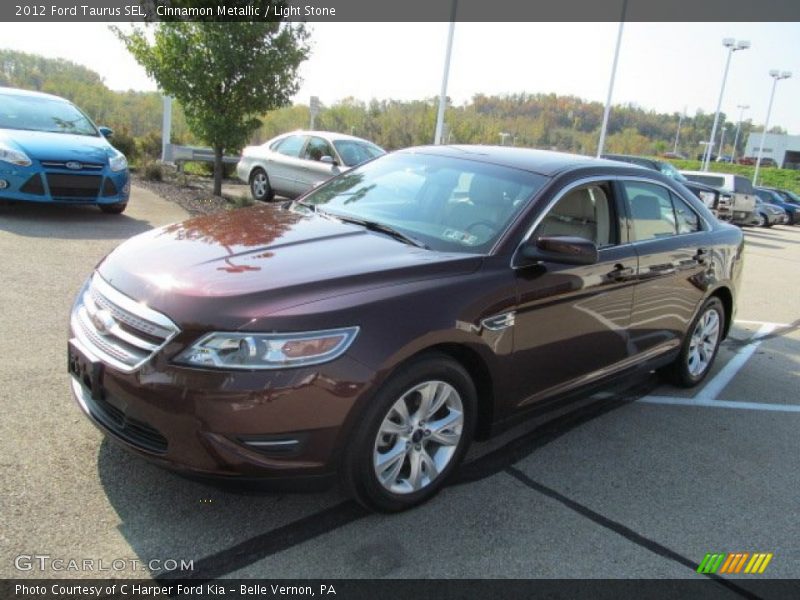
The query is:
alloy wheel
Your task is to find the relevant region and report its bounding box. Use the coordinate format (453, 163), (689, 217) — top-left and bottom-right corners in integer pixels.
(373, 380), (463, 495)
(251, 171), (268, 199)
(687, 308), (721, 377)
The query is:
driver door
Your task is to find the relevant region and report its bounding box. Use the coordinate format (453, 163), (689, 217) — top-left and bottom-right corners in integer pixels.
(511, 181), (638, 407)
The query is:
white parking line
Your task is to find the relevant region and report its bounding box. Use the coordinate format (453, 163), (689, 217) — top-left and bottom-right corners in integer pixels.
(637, 322), (800, 413)
(694, 323), (775, 401)
(734, 319), (790, 328)
(638, 396), (800, 413)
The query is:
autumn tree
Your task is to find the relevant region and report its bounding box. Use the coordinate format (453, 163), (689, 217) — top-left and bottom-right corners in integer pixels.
(115, 19), (309, 195)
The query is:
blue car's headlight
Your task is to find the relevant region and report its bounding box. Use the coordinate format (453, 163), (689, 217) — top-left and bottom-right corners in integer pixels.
(0, 142), (32, 167)
(109, 152), (128, 172)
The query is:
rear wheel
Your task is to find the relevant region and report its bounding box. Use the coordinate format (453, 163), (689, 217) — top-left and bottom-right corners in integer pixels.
(249, 168), (274, 202)
(343, 354), (476, 512)
(99, 202), (127, 214)
(659, 297), (725, 388)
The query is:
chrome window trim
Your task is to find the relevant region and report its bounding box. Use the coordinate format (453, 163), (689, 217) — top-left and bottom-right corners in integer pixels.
(511, 174), (712, 269)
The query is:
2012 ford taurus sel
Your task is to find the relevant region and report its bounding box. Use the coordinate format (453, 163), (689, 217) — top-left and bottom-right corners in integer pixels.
(69, 146), (743, 511)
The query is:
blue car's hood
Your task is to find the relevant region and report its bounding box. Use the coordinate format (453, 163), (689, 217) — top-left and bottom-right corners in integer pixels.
(0, 128), (114, 164)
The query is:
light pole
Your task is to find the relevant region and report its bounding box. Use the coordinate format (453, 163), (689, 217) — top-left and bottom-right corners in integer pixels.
(596, 0), (628, 158)
(673, 106), (686, 155)
(717, 126), (727, 161)
(753, 70), (792, 186)
(703, 38), (750, 171)
(730, 104), (749, 162)
(434, 0), (458, 145)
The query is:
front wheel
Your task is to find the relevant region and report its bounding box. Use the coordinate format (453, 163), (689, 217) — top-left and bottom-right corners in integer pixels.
(343, 354), (476, 512)
(249, 168), (274, 202)
(755, 212), (768, 228)
(659, 297), (725, 388)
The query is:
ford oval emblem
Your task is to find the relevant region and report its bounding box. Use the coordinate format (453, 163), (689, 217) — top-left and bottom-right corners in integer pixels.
(65, 161), (82, 170)
(91, 309), (116, 335)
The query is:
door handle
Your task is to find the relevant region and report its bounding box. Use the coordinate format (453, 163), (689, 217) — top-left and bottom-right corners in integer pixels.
(693, 247), (708, 264)
(607, 264), (634, 281)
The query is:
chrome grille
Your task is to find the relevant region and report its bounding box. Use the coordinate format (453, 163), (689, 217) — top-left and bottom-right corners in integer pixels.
(71, 274), (179, 372)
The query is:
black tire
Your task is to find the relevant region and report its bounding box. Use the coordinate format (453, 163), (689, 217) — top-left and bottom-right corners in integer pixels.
(756, 212), (768, 228)
(659, 297), (725, 388)
(342, 353), (476, 512)
(249, 168), (275, 202)
(99, 202), (127, 214)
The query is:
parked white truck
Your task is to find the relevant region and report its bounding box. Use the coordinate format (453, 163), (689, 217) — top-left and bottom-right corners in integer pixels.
(680, 171), (757, 226)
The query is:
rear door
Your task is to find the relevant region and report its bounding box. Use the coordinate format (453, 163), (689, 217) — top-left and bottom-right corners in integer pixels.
(511, 180), (638, 406)
(619, 179), (710, 357)
(267, 134), (308, 196)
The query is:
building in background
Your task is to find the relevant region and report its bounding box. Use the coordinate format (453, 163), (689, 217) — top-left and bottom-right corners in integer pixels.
(744, 133), (800, 169)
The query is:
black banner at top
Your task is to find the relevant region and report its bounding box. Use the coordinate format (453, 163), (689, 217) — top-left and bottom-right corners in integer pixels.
(2, 0), (800, 22)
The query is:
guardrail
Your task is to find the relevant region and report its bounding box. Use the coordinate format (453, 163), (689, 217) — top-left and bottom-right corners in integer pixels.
(163, 144), (240, 171)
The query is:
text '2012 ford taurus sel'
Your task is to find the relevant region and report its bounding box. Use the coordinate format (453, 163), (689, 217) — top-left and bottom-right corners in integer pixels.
(69, 146), (743, 511)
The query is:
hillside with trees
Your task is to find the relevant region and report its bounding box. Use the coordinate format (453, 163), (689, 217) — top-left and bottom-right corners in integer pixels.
(1, 49), (788, 163)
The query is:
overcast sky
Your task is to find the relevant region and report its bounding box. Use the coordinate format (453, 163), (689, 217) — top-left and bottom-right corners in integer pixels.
(2, 21), (799, 135)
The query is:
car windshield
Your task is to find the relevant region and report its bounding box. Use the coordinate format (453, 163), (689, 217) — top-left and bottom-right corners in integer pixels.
(298, 152), (547, 254)
(332, 140), (385, 167)
(659, 162), (688, 182)
(0, 93), (98, 136)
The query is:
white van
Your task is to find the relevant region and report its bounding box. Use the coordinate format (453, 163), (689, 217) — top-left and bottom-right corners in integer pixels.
(679, 171), (756, 226)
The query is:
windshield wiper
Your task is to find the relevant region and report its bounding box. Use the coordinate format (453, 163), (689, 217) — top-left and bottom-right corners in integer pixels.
(329, 214), (429, 249)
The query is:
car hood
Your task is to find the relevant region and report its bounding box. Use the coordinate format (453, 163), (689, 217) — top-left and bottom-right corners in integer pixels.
(98, 205), (481, 329)
(0, 128), (113, 163)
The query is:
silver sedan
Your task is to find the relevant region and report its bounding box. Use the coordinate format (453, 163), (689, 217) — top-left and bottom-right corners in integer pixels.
(237, 131), (385, 201)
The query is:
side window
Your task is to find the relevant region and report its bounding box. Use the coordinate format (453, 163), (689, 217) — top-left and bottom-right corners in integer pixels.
(535, 183), (614, 247)
(622, 181), (677, 241)
(303, 136), (335, 162)
(273, 135), (306, 158)
(671, 193), (702, 234)
(734, 176), (754, 194)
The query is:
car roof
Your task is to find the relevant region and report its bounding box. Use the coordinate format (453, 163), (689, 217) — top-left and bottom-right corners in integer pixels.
(602, 154), (662, 167)
(278, 130), (381, 144)
(0, 86), (68, 102)
(397, 145), (646, 177)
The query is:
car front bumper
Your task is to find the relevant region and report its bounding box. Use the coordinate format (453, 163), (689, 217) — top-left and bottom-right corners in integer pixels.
(0, 163), (129, 205)
(68, 337), (376, 483)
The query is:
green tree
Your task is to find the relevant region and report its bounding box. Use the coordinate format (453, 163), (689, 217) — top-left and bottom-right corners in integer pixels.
(114, 20), (309, 195)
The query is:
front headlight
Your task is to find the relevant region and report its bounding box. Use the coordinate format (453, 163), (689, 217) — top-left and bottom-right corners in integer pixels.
(0, 142), (32, 167)
(174, 327), (359, 370)
(109, 152), (128, 172)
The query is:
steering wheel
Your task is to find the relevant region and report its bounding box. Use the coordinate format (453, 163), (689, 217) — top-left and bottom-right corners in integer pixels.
(466, 220), (496, 235)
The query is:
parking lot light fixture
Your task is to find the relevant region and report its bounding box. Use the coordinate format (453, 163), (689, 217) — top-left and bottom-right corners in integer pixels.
(753, 70), (792, 186)
(703, 38), (750, 171)
(731, 104), (749, 161)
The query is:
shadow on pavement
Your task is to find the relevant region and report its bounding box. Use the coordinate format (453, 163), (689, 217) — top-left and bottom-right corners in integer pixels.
(96, 438), (347, 576)
(0, 202), (153, 240)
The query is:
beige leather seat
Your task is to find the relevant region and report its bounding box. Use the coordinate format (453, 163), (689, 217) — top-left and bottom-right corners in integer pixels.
(630, 194), (674, 240)
(538, 187), (606, 243)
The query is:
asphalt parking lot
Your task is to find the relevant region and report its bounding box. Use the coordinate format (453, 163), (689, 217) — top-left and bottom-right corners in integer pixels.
(1, 188), (798, 583)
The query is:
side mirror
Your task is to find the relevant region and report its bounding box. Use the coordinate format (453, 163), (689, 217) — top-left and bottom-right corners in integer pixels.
(516, 236), (599, 267)
(320, 155), (338, 166)
(98, 126), (113, 138)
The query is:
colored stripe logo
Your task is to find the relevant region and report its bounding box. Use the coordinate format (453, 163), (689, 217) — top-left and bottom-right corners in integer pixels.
(697, 552), (773, 574)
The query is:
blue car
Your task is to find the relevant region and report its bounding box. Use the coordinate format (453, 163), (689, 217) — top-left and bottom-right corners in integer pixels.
(0, 87), (129, 214)
(755, 187), (798, 225)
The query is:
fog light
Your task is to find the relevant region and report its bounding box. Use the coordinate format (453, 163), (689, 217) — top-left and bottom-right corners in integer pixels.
(0, 179), (8, 189)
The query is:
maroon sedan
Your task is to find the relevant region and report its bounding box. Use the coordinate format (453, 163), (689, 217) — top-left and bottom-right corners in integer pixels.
(69, 146), (743, 511)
